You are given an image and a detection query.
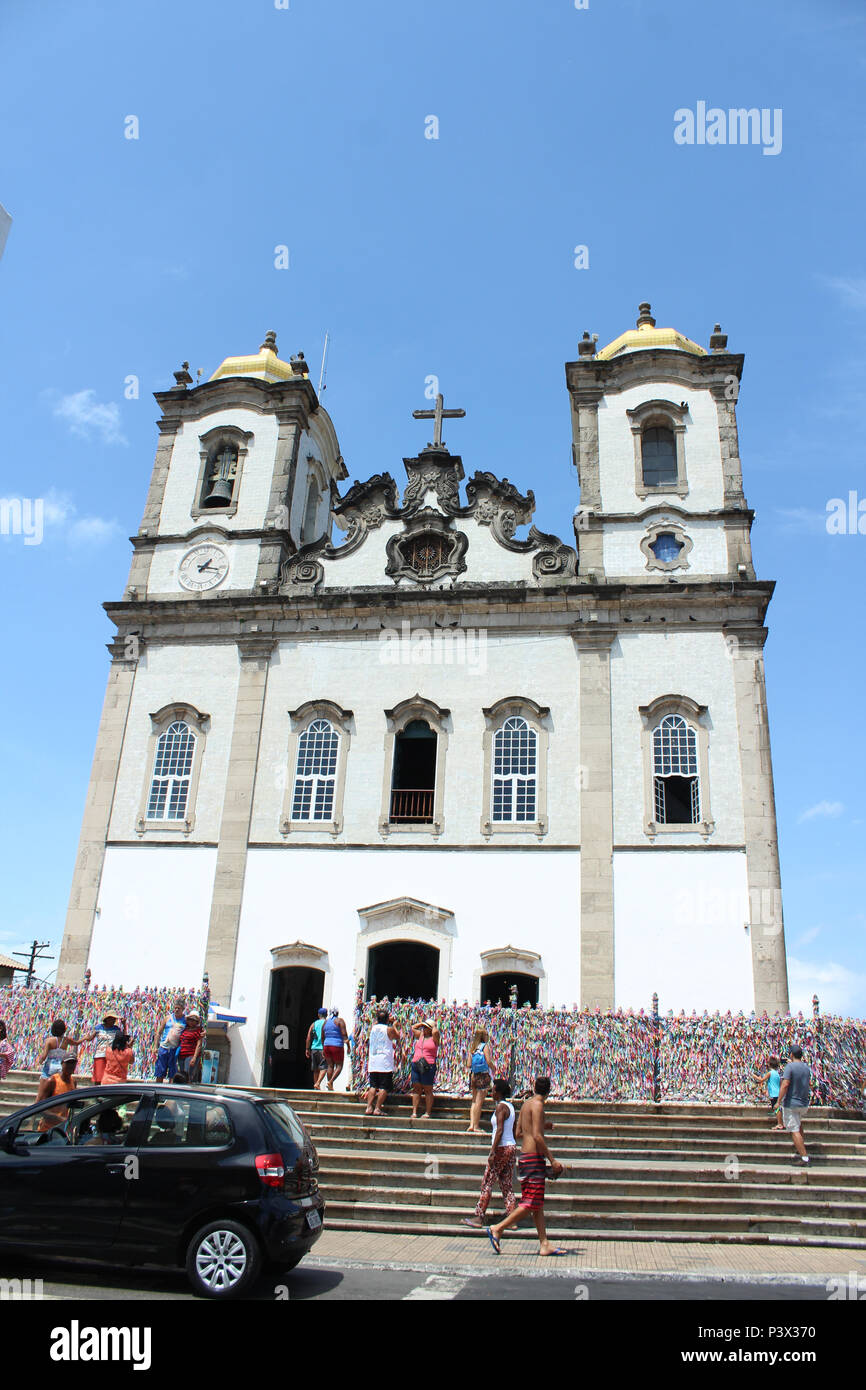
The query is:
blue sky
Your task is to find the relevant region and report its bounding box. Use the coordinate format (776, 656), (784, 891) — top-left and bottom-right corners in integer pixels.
(0, 0), (864, 1011)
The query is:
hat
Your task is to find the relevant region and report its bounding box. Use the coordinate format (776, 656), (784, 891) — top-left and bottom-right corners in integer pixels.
(103, 1013), (118, 1024)
(186, 1010), (201, 1022)
(59, 1051), (77, 1065)
(317, 1007), (328, 1017)
(422, 1018), (437, 1031)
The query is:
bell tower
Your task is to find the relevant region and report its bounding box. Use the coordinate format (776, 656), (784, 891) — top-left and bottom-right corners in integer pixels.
(566, 303), (754, 586)
(124, 332), (348, 602)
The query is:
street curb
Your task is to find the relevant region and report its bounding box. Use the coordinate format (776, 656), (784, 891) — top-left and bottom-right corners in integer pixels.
(302, 1253), (843, 1289)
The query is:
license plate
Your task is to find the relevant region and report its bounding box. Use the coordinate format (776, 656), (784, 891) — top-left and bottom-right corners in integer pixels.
(306, 1210), (322, 1230)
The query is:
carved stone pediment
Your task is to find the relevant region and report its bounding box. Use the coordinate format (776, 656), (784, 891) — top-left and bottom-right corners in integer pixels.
(281, 446), (577, 592)
(401, 449), (465, 516)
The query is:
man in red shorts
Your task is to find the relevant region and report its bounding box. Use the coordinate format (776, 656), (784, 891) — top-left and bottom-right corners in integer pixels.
(487, 1076), (564, 1256)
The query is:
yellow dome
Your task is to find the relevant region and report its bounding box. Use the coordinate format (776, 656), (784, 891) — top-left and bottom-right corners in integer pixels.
(209, 332), (309, 383)
(596, 303), (706, 361)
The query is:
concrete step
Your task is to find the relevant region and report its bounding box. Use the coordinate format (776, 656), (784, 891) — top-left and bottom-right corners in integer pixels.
(324, 1214), (866, 1248)
(297, 1123), (866, 1158)
(320, 1198), (866, 1242)
(315, 1148), (866, 1188)
(290, 1110), (866, 1142)
(315, 1167), (866, 1204)
(319, 1182), (866, 1223)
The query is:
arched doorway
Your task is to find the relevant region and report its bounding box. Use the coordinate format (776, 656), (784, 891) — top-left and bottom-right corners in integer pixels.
(366, 940), (439, 1002)
(263, 965), (325, 1089)
(480, 972), (540, 1008)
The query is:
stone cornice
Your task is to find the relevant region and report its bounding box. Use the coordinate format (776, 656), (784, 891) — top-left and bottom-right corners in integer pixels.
(153, 375), (320, 429)
(566, 349), (745, 394)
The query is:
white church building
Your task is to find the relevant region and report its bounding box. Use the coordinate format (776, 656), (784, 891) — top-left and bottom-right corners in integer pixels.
(58, 305), (790, 1087)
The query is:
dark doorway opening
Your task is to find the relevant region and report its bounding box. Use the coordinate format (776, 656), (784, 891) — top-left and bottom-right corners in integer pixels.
(390, 720), (436, 822)
(262, 966), (325, 1089)
(366, 941), (439, 1002)
(481, 972), (540, 1008)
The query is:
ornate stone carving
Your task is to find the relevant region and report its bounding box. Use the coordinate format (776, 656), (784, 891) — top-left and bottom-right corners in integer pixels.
(385, 510), (468, 586)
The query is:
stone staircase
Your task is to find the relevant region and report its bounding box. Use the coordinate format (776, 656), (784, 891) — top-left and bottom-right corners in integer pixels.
(288, 1089), (866, 1248)
(3, 1074), (865, 1247)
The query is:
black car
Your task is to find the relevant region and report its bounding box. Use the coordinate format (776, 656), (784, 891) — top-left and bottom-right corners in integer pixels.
(0, 1082), (324, 1298)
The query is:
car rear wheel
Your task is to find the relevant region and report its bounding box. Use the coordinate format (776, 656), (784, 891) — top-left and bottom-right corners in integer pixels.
(185, 1220), (262, 1299)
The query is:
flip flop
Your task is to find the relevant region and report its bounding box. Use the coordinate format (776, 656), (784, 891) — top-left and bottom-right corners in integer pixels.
(461, 1218), (483, 1228)
(541, 1248), (567, 1257)
(486, 1226), (501, 1254)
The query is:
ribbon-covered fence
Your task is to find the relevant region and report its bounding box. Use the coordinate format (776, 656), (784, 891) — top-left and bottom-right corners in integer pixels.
(351, 988), (866, 1107)
(0, 982), (209, 1080)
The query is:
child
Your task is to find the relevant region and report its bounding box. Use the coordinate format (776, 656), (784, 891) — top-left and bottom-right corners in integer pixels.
(87, 1012), (122, 1085)
(102, 1032), (135, 1084)
(178, 1010), (203, 1083)
(757, 1055), (784, 1130)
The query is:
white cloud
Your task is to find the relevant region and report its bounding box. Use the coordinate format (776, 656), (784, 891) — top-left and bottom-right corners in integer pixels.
(820, 275), (866, 311)
(68, 516), (122, 547)
(798, 800), (845, 824)
(54, 389), (127, 446)
(788, 956), (866, 1017)
(41, 489), (121, 548)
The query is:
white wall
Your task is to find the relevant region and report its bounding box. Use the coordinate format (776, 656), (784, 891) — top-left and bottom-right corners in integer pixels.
(596, 381), (723, 514)
(158, 409), (278, 535)
(250, 629), (581, 847)
(614, 849), (753, 1011)
(228, 845), (582, 1086)
(88, 844), (216, 990)
(611, 631), (744, 844)
(146, 534), (261, 596)
(603, 516), (729, 579)
(109, 642), (241, 841)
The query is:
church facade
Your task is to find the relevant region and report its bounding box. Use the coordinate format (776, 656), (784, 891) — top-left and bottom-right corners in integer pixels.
(57, 306), (790, 1087)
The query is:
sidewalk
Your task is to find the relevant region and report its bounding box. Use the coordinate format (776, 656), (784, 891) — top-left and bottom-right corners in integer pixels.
(306, 1229), (866, 1286)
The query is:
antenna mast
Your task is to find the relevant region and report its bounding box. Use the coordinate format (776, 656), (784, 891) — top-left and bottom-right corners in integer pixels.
(318, 331), (330, 396)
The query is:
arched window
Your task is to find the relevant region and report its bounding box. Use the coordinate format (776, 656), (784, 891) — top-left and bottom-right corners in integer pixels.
(652, 714), (700, 824)
(291, 719), (339, 821)
(481, 699), (549, 835)
(147, 721), (196, 820)
(492, 717), (537, 822)
(641, 427), (678, 488)
(301, 475), (321, 543)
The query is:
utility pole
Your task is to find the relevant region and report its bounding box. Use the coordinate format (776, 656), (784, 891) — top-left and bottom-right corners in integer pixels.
(13, 940), (53, 988)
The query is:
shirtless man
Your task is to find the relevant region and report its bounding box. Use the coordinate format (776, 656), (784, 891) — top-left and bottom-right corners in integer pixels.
(487, 1076), (564, 1256)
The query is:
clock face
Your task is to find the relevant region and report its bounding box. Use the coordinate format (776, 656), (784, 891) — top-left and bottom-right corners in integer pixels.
(178, 543), (229, 591)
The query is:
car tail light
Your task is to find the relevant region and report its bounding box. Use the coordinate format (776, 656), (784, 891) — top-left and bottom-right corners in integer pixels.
(255, 1153), (286, 1189)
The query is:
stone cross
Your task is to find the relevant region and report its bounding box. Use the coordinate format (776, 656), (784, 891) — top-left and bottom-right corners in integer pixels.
(412, 392), (465, 449)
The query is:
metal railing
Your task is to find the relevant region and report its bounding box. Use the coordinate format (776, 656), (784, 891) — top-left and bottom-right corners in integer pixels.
(389, 788), (434, 822)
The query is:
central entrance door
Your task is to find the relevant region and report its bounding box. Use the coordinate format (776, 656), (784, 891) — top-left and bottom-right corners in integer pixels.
(480, 972), (539, 1007)
(366, 941), (439, 1002)
(263, 965), (325, 1089)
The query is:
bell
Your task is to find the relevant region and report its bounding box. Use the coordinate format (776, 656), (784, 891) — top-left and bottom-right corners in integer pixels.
(202, 476), (234, 507)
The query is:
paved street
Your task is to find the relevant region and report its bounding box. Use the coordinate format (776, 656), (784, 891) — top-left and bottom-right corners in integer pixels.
(0, 1252), (839, 1302)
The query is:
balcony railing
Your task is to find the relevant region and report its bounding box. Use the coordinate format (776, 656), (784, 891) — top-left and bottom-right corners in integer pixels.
(389, 788), (434, 823)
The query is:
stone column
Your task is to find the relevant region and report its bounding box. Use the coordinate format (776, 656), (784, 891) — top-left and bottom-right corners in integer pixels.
(255, 402), (308, 588)
(711, 382), (755, 579)
(126, 400), (185, 594)
(567, 384), (605, 577)
(56, 637), (140, 984)
(732, 630), (789, 1014)
(203, 634), (276, 1004)
(576, 626), (616, 1008)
